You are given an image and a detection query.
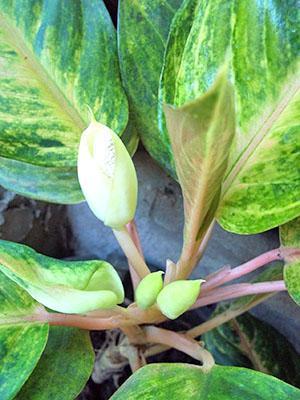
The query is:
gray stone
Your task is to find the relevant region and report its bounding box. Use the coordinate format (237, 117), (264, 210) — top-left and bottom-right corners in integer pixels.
(1, 207), (34, 242)
(0, 188), (70, 258)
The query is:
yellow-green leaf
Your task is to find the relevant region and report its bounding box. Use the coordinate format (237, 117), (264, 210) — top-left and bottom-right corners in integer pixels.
(118, 0), (183, 175)
(0, 240), (124, 314)
(164, 69), (235, 274)
(111, 363), (300, 399)
(16, 326), (94, 400)
(159, 0), (299, 234)
(280, 218), (300, 307)
(0, 271), (48, 400)
(0, 0), (128, 203)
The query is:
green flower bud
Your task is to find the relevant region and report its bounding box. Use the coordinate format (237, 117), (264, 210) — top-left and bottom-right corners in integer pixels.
(78, 120), (138, 229)
(157, 279), (205, 319)
(135, 271), (164, 309)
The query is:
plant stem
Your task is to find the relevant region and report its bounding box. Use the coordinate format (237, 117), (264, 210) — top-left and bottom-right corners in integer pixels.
(164, 259), (176, 285)
(23, 306), (137, 331)
(192, 280), (286, 309)
(176, 220), (215, 280)
(126, 220), (145, 289)
(34, 305), (162, 332)
(126, 220), (144, 257)
(145, 289), (277, 358)
(200, 265), (232, 294)
(144, 343), (170, 358)
(190, 220), (216, 272)
(143, 326), (215, 371)
(187, 292), (276, 338)
(45, 313), (128, 330)
(281, 246), (300, 262)
(113, 226), (150, 279)
(121, 325), (147, 345)
(126, 304), (165, 324)
(86, 305), (129, 319)
(201, 248), (283, 292)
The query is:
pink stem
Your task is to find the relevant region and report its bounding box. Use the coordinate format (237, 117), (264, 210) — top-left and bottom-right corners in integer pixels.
(143, 326), (215, 370)
(23, 307), (136, 331)
(126, 220), (145, 288)
(164, 259), (176, 285)
(202, 248), (283, 292)
(193, 221), (215, 266)
(126, 220), (145, 258)
(176, 221), (215, 280)
(192, 280), (286, 309)
(45, 313), (129, 330)
(201, 266), (232, 294)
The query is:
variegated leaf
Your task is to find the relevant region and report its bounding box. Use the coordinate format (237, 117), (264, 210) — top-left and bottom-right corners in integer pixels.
(0, 271), (48, 400)
(164, 69), (235, 276)
(0, 240), (124, 314)
(16, 326), (94, 400)
(280, 218), (300, 306)
(203, 310), (300, 387)
(118, 0), (183, 175)
(0, 0), (128, 203)
(159, 0), (299, 234)
(111, 363), (300, 399)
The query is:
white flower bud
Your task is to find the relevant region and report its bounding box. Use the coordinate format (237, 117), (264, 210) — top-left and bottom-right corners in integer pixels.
(78, 120), (138, 229)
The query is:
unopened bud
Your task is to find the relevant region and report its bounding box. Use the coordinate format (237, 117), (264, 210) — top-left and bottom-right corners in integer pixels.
(135, 271), (164, 309)
(157, 279), (205, 319)
(78, 120), (138, 229)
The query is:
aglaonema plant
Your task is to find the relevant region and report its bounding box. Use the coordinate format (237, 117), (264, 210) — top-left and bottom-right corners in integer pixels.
(0, 0), (299, 399)
(1, 72), (300, 399)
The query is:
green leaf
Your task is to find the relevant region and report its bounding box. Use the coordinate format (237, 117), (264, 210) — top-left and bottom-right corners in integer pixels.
(280, 218), (300, 306)
(203, 310), (300, 387)
(0, 156), (82, 203)
(159, 0), (299, 233)
(164, 68), (235, 262)
(118, 0), (183, 174)
(0, 0), (128, 203)
(16, 326), (94, 400)
(0, 271), (49, 400)
(0, 240), (124, 314)
(110, 363), (300, 399)
(203, 317), (252, 368)
(121, 116), (140, 157)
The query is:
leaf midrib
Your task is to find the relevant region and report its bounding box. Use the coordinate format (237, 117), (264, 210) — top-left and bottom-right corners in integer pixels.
(0, 11), (86, 134)
(183, 74), (233, 244)
(0, 306), (45, 326)
(231, 318), (268, 374)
